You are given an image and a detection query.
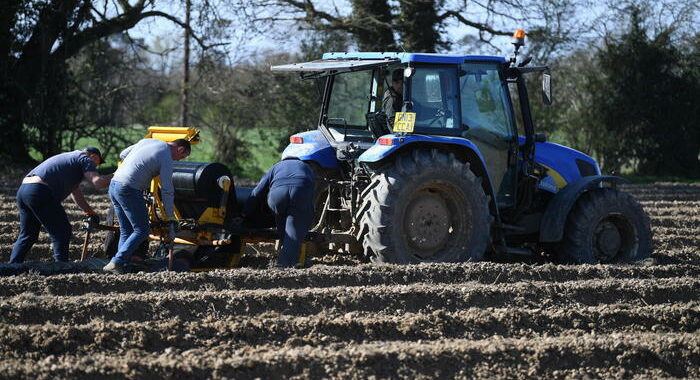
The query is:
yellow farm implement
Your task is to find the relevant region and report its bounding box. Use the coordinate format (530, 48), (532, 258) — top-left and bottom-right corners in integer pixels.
(84, 126), (312, 271)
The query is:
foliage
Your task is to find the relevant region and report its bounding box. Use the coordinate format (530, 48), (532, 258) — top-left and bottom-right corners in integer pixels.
(350, 0), (396, 50)
(185, 31), (347, 177)
(589, 6), (699, 176)
(243, 0), (540, 53)
(0, 0), (226, 161)
(396, 0), (447, 52)
(526, 50), (604, 154)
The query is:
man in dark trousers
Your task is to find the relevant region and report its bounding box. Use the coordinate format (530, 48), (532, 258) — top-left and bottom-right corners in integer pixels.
(243, 158), (315, 268)
(10, 147), (112, 263)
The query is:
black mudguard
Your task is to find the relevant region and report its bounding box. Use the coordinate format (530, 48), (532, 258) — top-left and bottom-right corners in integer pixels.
(539, 175), (630, 243)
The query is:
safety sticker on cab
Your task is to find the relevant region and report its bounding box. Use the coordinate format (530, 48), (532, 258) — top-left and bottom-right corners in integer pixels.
(393, 112), (416, 133)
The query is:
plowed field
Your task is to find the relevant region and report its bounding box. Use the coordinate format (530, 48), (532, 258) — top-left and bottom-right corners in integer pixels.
(0, 173), (698, 379)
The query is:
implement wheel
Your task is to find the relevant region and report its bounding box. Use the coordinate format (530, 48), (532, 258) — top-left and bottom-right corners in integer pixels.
(556, 188), (652, 264)
(360, 149), (492, 264)
(102, 205), (148, 259)
(103, 205), (118, 257)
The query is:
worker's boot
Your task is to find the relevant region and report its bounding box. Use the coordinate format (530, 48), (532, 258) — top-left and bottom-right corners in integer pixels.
(103, 261), (124, 274)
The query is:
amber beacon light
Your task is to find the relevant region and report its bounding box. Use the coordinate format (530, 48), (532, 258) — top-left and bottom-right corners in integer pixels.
(512, 29), (526, 47)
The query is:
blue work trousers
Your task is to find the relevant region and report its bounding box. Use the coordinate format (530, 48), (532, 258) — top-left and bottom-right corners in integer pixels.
(267, 185), (314, 267)
(10, 184), (72, 263)
(109, 181), (150, 265)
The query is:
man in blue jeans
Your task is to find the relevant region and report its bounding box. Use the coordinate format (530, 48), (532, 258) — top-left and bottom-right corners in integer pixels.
(104, 138), (190, 274)
(10, 147), (113, 263)
(243, 158), (315, 268)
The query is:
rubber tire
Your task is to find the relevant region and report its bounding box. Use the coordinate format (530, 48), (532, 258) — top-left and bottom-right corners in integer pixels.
(103, 205), (118, 258)
(556, 188), (652, 264)
(308, 162), (329, 232)
(360, 149), (492, 264)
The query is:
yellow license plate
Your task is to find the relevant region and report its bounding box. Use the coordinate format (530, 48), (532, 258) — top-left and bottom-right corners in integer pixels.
(393, 112), (416, 133)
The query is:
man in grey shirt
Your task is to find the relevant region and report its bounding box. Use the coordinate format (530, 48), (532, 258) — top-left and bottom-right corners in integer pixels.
(104, 138), (191, 274)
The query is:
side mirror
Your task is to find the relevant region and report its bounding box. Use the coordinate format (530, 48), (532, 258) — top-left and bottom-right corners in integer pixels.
(518, 56), (533, 67)
(542, 72), (552, 105)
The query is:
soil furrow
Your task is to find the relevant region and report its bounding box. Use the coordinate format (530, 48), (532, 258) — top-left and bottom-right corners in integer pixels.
(635, 194), (700, 201)
(1, 278), (697, 324)
(0, 304), (697, 357)
(641, 202), (700, 214)
(0, 264), (698, 297)
(0, 333), (697, 380)
(650, 218), (700, 229)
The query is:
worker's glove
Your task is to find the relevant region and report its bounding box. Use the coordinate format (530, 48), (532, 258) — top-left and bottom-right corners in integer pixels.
(85, 213), (100, 227)
(166, 221), (177, 242)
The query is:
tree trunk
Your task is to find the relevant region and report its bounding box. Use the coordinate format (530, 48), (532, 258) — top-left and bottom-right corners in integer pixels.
(180, 0), (191, 127)
(397, 0), (443, 53)
(0, 84), (32, 162)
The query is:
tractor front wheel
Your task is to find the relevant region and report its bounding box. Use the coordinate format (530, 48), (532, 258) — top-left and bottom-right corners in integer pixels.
(360, 149), (492, 264)
(556, 188), (652, 264)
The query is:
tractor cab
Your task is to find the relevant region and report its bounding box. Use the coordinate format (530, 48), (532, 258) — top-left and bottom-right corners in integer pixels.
(273, 51), (543, 209)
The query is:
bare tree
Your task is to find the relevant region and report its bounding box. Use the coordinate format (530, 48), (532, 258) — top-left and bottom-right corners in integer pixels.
(0, 0), (223, 160)
(241, 0), (520, 52)
(180, 0), (192, 127)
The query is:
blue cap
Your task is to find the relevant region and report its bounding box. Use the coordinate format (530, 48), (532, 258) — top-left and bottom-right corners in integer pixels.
(83, 146), (104, 164)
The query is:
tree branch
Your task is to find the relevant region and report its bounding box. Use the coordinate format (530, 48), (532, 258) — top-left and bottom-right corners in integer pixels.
(53, 8), (226, 61)
(438, 10), (511, 36)
(277, 0), (345, 26)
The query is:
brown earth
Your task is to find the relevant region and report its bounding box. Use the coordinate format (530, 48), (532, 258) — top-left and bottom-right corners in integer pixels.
(0, 170), (698, 379)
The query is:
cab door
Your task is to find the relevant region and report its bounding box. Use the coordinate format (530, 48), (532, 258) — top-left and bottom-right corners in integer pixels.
(459, 62), (517, 207)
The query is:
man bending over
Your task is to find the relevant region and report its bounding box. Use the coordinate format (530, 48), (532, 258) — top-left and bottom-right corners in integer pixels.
(103, 139), (190, 274)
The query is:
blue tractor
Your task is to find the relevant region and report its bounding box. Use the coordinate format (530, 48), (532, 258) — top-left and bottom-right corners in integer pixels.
(271, 31), (651, 264)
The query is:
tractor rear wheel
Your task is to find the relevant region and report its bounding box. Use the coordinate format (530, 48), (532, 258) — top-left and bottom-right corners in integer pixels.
(308, 162), (330, 232)
(556, 188), (652, 264)
(360, 149), (492, 264)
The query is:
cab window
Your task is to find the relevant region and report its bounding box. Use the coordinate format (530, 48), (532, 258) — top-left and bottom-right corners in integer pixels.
(410, 66), (461, 131)
(459, 63), (514, 138)
(327, 70), (373, 128)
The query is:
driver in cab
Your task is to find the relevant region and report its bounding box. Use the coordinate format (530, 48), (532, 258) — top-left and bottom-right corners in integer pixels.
(382, 68), (404, 124)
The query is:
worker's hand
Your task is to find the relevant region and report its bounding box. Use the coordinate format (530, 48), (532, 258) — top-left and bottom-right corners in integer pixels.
(85, 213), (99, 227)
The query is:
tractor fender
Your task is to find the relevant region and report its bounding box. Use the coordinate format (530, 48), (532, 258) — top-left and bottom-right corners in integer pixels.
(282, 130), (340, 168)
(358, 135), (499, 217)
(539, 175), (630, 242)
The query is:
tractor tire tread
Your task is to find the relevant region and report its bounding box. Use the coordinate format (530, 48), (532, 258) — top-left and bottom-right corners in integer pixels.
(359, 149), (491, 263)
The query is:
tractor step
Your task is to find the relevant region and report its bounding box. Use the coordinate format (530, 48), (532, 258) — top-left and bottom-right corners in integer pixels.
(495, 245), (534, 256)
(497, 223), (528, 233)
